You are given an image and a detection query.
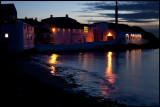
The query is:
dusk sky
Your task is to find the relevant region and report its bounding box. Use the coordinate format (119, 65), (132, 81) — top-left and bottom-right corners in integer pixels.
(2, 1), (159, 38)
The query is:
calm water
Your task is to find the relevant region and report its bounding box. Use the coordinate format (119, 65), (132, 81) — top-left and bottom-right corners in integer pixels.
(34, 49), (159, 106)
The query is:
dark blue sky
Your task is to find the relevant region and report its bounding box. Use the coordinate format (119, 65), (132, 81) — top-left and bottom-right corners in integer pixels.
(2, 1), (159, 38)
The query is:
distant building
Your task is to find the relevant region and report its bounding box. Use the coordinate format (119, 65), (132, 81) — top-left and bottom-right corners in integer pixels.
(1, 4), (34, 52)
(38, 15), (94, 45)
(91, 22), (148, 45)
(118, 32), (148, 45)
(34, 27), (53, 44)
(18, 17), (41, 27)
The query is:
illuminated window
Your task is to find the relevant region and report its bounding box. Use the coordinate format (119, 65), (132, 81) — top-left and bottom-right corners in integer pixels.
(63, 29), (65, 32)
(27, 34), (30, 40)
(68, 29), (70, 32)
(52, 28), (56, 32)
(5, 33), (9, 38)
(126, 34), (129, 39)
(58, 28), (60, 31)
(79, 29), (81, 32)
(132, 34), (134, 39)
(84, 26), (88, 33)
(73, 29), (75, 32)
(107, 32), (112, 37)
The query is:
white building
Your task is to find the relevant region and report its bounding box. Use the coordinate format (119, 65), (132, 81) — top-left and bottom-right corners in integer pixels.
(1, 20), (35, 52)
(117, 32), (149, 45)
(1, 4), (34, 52)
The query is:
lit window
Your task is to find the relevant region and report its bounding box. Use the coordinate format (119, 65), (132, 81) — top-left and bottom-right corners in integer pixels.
(68, 29), (70, 32)
(63, 29), (65, 32)
(107, 32), (112, 37)
(73, 29), (75, 32)
(126, 34), (129, 39)
(52, 28), (56, 32)
(27, 34), (30, 40)
(5, 33), (9, 38)
(84, 26), (88, 33)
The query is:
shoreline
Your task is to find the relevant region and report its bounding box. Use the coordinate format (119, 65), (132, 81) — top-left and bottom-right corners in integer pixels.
(1, 52), (126, 107)
(35, 43), (159, 54)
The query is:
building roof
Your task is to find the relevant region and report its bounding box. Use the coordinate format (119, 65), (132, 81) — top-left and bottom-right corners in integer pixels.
(41, 14), (84, 29)
(18, 17), (40, 26)
(1, 4), (17, 19)
(1, 4), (17, 24)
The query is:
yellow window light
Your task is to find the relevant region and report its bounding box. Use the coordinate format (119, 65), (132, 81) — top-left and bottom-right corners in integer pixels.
(5, 33), (9, 38)
(107, 32), (112, 36)
(52, 28), (56, 32)
(84, 26), (88, 33)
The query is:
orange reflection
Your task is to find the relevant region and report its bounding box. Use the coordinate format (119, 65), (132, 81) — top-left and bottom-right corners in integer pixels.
(105, 51), (115, 84)
(49, 54), (59, 64)
(50, 66), (56, 75)
(49, 54), (60, 75)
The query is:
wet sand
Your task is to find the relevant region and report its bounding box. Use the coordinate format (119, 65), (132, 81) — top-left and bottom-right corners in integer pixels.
(0, 51), (126, 107)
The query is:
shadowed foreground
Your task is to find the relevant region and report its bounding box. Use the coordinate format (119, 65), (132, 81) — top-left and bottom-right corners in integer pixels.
(0, 51), (126, 107)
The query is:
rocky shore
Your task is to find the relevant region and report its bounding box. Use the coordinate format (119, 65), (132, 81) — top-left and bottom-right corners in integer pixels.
(1, 51), (126, 107)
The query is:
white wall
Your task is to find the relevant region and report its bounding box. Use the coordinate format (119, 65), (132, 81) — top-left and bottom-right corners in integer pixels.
(1, 21), (24, 52)
(93, 23), (108, 41)
(1, 20), (35, 52)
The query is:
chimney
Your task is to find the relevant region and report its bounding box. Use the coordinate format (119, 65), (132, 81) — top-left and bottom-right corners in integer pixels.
(66, 14), (68, 18)
(50, 15), (53, 18)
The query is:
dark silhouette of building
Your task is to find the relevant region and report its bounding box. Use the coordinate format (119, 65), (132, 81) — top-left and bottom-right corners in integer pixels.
(0, 4), (17, 24)
(41, 14), (84, 29)
(18, 17), (40, 26)
(1, 4), (17, 19)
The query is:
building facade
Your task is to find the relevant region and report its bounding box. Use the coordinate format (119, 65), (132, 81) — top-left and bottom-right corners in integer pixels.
(1, 4), (34, 52)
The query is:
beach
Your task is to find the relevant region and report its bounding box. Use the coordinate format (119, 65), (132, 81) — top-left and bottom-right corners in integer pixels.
(1, 50), (125, 107)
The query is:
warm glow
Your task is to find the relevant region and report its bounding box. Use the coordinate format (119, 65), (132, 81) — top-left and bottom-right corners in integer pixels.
(105, 51), (116, 84)
(84, 26), (88, 33)
(50, 66), (56, 75)
(52, 28), (56, 32)
(49, 54), (59, 64)
(107, 32), (112, 37)
(126, 34), (129, 39)
(27, 34), (30, 40)
(5, 33), (9, 38)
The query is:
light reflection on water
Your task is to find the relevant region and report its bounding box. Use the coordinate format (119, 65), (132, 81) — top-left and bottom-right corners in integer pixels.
(49, 54), (61, 76)
(37, 49), (159, 106)
(105, 51), (116, 84)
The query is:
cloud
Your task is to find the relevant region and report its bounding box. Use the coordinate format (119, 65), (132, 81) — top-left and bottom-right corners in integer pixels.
(78, 1), (159, 23)
(81, 1), (159, 12)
